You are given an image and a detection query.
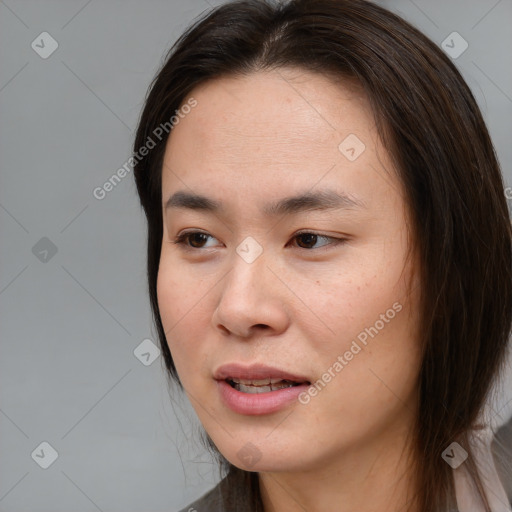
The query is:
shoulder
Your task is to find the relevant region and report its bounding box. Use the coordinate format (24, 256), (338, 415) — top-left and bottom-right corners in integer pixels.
(177, 479), (226, 512)
(492, 417), (512, 504)
(454, 423), (512, 511)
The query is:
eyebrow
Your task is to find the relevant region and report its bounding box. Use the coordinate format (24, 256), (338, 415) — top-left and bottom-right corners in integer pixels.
(164, 189), (365, 216)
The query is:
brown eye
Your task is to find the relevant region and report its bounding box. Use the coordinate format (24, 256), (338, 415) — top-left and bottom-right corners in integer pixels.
(173, 231), (346, 252)
(173, 231), (215, 249)
(291, 232), (346, 250)
(295, 233), (319, 249)
(187, 233), (209, 248)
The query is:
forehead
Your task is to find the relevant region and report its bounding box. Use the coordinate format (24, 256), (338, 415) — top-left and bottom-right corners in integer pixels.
(161, 68), (397, 209)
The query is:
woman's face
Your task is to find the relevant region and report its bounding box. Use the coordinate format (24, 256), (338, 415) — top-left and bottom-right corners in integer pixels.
(157, 68), (422, 474)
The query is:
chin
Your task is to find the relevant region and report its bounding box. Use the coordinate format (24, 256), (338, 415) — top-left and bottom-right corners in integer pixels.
(213, 437), (312, 474)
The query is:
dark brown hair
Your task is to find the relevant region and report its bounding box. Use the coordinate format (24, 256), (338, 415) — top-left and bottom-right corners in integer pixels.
(132, 0), (512, 510)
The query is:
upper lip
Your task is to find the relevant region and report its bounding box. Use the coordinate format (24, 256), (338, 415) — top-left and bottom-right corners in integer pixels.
(214, 363), (310, 383)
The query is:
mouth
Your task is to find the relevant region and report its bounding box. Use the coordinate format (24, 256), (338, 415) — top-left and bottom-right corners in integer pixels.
(214, 363), (312, 415)
(225, 377), (310, 394)
(217, 375), (312, 415)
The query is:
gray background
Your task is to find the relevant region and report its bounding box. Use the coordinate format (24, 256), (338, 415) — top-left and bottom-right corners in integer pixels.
(0, 1), (511, 511)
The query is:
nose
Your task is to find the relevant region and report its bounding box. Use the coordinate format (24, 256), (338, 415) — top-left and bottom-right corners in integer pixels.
(211, 251), (290, 339)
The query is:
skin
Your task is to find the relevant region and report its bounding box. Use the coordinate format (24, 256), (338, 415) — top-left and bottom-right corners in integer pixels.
(157, 68), (423, 512)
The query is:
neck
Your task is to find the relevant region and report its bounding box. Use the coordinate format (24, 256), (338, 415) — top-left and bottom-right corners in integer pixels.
(258, 416), (420, 512)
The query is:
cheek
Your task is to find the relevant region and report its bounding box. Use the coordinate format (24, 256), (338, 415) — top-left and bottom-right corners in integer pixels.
(307, 244), (421, 395)
(156, 253), (211, 380)
(156, 263), (183, 337)
(303, 250), (410, 345)
(305, 305), (421, 445)
(156, 243), (212, 331)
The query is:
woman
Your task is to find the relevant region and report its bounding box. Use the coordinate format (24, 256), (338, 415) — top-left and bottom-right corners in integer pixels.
(132, 0), (512, 510)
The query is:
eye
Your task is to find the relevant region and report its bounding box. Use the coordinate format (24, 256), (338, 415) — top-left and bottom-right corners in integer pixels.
(291, 231), (345, 250)
(173, 230), (347, 252)
(173, 231), (218, 249)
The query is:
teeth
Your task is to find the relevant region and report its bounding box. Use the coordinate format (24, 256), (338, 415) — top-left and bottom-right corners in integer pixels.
(237, 383), (274, 393)
(229, 379), (298, 393)
(231, 377), (287, 385)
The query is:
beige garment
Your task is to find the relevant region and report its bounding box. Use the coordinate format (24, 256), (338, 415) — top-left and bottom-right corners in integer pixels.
(454, 426), (511, 512)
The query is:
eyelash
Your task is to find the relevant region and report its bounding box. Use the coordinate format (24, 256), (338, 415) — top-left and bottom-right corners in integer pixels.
(172, 230), (347, 252)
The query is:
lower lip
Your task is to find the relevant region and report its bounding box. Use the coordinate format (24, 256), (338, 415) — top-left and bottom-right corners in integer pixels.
(216, 380), (310, 415)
